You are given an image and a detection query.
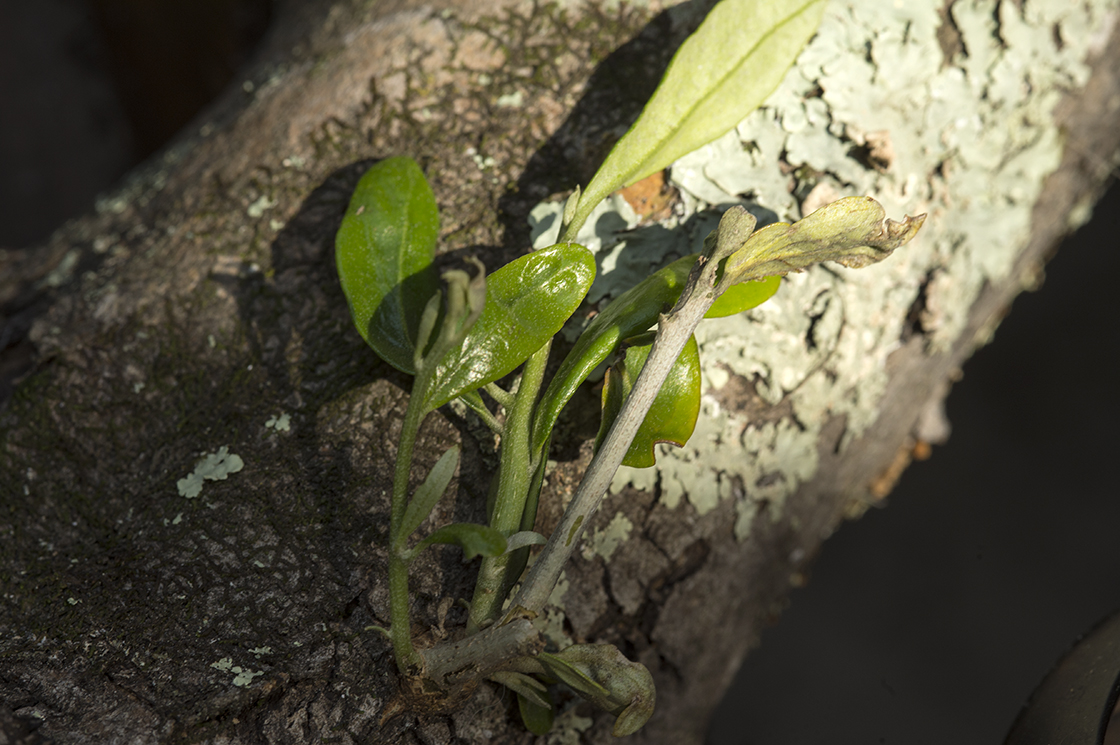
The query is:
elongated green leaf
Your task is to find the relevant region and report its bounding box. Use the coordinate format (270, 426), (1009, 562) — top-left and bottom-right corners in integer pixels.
(564, 0), (827, 238)
(336, 157), (440, 373)
(724, 196), (927, 283)
(532, 255), (692, 456)
(397, 445), (459, 545)
(424, 243), (595, 409)
(490, 671), (551, 711)
(705, 275), (780, 317)
(409, 522), (507, 562)
(596, 334), (701, 468)
(532, 252), (775, 457)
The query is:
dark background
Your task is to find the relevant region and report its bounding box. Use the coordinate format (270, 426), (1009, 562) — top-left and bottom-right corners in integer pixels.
(2, 3), (1117, 744)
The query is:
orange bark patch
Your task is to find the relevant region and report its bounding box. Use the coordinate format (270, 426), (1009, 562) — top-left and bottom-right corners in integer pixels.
(619, 170), (678, 222)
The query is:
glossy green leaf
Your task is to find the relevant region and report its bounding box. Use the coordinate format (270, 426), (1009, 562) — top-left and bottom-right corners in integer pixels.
(596, 334), (701, 468)
(424, 243), (595, 409)
(563, 0), (827, 238)
(409, 522), (507, 562)
(336, 157), (440, 373)
(705, 275), (780, 318)
(533, 250), (775, 457)
(397, 445), (459, 546)
(532, 255), (692, 456)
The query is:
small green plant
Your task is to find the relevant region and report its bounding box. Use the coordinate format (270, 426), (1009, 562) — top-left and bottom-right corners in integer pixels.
(335, 0), (924, 735)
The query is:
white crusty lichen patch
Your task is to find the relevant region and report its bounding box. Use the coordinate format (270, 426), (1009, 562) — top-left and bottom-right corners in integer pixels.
(581, 512), (633, 561)
(177, 446), (245, 498)
(211, 656), (264, 687)
(532, 0), (1117, 540)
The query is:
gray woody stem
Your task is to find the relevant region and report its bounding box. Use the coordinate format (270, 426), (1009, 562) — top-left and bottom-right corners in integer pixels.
(508, 197), (925, 618)
(417, 198), (924, 677)
(507, 206), (754, 617)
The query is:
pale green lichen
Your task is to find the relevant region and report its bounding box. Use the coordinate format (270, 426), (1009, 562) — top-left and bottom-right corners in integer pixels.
(246, 194), (277, 218)
(581, 512), (633, 561)
(496, 90), (524, 107)
(210, 657), (264, 687)
(176, 446), (245, 498)
(534, 570), (573, 650)
(265, 413), (291, 432)
(539, 0), (1117, 539)
(545, 706), (594, 745)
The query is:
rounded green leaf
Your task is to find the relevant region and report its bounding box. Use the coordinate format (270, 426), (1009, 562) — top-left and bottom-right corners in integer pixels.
(335, 157), (440, 373)
(596, 334), (701, 468)
(705, 275), (780, 318)
(424, 243), (595, 409)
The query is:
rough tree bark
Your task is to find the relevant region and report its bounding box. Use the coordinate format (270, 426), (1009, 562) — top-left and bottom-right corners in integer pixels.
(2, 0), (1118, 743)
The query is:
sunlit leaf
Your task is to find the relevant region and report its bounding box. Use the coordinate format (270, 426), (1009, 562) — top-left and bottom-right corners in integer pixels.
(335, 157), (440, 373)
(564, 0), (827, 238)
(424, 243), (595, 409)
(532, 255), (692, 456)
(596, 334), (701, 468)
(705, 275), (780, 318)
(724, 196), (927, 283)
(533, 251), (775, 457)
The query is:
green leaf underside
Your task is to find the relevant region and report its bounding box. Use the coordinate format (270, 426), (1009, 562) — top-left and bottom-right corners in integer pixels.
(424, 243), (595, 410)
(413, 523), (506, 562)
(535, 645), (656, 737)
(517, 692), (554, 735)
(398, 445), (459, 545)
(725, 196), (928, 283)
(597, 335), (702, 468)
(533, 254), (775, 456)
(567, 0), (827, 237)
(335, 157), (440, 373)
(490, 670), (552, 712)
(706, 274), (780, 317)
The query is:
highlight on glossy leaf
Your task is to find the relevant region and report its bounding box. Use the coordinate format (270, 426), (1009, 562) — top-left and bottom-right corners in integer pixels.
(335, 156), (440, 373)
(532, 246), (778, 457)
(424, 242), (596, 410)
(705, 275), (780, 318)
(562, 0), (827, 239)
(596, 334), (701, 468)
(532, 254), (694, 457)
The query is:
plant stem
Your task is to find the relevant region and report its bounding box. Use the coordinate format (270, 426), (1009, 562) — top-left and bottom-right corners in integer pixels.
(468, 341), (552, 632)
(507, 255), (722, 617)
(387, 372), (434, 673)
(419, 617), (543, 682)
